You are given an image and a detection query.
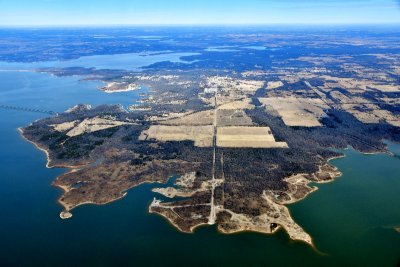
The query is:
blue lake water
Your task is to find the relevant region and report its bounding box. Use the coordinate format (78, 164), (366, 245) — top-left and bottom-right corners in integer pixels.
(0, 69), (399, 266)
(0, 51), (198, 71)
(243, 46), (267, 50)
(205, 46), (240, 52)
(0, 71), (145, 110)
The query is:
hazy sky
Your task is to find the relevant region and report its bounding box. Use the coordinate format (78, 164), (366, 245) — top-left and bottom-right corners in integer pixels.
(1, 0), (400, 26)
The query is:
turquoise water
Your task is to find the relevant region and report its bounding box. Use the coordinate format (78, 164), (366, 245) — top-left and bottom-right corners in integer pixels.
(0, 70), (399, 266)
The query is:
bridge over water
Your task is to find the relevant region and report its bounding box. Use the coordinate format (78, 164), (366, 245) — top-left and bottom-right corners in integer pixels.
(0, 104), (57, 115)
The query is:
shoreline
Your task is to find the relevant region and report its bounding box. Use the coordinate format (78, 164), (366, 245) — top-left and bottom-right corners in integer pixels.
(100, 81), (142, 94)
(70, 144), (393, 245)
(103, 87), (141, 93)
(19, 123), (398, 246)
(149, 204), (316, 247)
(19, 126), (130, 218)
(58, 192), (128, 219)
(158, 212), (318, 249)
(56, 177), (167, 219)
(148, 203), (210, 234)
(148, 156), (348, 248)
(18, 127), (53, 168)
(18, 127), (89, 169)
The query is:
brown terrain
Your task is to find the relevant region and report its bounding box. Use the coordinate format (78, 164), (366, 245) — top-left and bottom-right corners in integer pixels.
(20, 50), (400, 247)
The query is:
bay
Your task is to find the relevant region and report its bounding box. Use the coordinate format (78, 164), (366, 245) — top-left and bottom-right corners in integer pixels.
(0, 69), (399, 267)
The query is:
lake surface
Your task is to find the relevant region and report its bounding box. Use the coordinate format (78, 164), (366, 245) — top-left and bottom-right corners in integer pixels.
(0, 69), (399, 267)
(0, 51), (198, 71)
(205, 46), (240, 52)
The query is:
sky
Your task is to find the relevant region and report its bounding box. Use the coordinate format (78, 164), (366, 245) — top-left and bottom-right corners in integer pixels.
(0, 0), (400, 26)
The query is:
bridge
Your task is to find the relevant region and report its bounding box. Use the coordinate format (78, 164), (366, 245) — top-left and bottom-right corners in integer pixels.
(0, 104), (57, 115)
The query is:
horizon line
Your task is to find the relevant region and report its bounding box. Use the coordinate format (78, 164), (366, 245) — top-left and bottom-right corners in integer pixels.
(1, 22), (400, 28)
